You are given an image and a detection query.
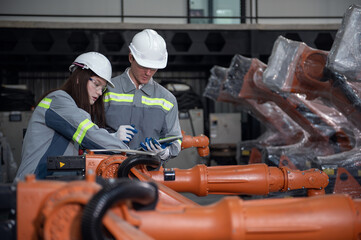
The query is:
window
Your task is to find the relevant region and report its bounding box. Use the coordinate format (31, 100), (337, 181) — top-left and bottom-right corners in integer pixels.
(189, 0), (242, 24)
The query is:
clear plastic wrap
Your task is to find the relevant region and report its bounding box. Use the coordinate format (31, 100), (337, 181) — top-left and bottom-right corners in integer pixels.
(203, 59), (306, 159)
(224, 54), (252, 98)
(327, 4), (361, 81)
(263, 35), (328, 98)
(203, 65), (228, 102)
(203, 5), (361, 197)
(257, 21), (361, 198)
(263, 36), (303, 92)
(325, 4), (361, 132)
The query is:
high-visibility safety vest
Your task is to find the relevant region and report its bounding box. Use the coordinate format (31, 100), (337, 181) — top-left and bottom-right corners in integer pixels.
(104, 70), (182, 159)
(16, 90), (128, 180)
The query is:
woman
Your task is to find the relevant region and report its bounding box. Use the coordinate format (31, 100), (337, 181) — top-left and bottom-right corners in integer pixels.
(15, 52), (132, 180)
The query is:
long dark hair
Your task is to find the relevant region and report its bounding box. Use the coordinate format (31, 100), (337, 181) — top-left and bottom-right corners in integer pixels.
(36, 68), (106, 127)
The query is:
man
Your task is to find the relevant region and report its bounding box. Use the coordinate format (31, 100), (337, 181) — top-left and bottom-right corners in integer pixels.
(104, 29), (182, 162)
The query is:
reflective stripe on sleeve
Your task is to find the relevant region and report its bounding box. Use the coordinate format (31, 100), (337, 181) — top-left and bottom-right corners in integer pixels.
(103, 92), (134, 103)
(38, 98), (52, 109)
(141, 96), (174, 111)
(72, 119), (95, 145)
(159, 136), (183, 144)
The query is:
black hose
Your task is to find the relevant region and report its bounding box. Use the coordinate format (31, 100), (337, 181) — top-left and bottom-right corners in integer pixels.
(81, 179), (158, 240)
(324, 69), (361, 112)
(95, 176), (116, 189)
(331, 71), (361, 112)
(117, 154), (161, 178)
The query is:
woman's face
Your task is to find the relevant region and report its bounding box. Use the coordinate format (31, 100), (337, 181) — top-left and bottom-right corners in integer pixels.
(87, 76), (107, 105)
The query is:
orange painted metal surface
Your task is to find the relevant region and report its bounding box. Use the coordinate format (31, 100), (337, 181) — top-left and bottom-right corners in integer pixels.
(238, 58), (326, 143)
(130, 167), (200, 207)
(17, 173), (101, 240)
(278, 43), (361, 132)
(248, 147), (262, 164)
(238, 57), (352, 149)
(333, 167), (361, 198)
(85, 152), (126, 175)
(181, 131), (210, 157)
(87, 153), (329, 196)
(15, 172), (361, 240)
(135, 194), (361, 240)
(278, 155), (298, 170)
(84, 132), (209, 177)
(211, 64), (305, 148)
(147, 163), (328, 196)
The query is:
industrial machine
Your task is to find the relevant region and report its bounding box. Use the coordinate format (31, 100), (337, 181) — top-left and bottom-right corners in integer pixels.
(1, 5), (360, 240)
(0, 171), (359, 240)
(202, 4), (361, 198)
(48, 152), (329, 197)
(203, 52), (361, 197)
(45, 130), (328, 198)
(204, 53), (354, 169)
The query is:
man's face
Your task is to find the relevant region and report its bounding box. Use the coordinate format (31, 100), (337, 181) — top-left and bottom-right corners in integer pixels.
(128, 54), (157, 88)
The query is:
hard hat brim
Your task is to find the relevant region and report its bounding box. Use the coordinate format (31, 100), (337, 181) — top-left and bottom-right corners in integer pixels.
(134, 57), (167, 69)
(107, 80), (115, 88)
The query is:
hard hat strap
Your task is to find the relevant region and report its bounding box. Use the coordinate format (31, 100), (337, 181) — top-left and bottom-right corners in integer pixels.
(73, 62), (89, 70)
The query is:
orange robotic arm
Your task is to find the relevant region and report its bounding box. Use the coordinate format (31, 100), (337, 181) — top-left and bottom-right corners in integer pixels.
(51, 137), (328, 198)
(134, 194), (361, 240)
(112, 154), (329, 197)
(140, 162), (328, 197)
(12, 174), (361, 240)
(181, 131), (210, 157)
(82, 132), (209, 176)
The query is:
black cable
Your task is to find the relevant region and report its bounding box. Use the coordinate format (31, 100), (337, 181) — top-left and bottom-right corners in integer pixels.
(81, 179), (158, 240)
(117, 154), (161, 178)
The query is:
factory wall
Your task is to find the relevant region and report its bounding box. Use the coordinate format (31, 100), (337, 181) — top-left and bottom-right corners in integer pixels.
(1, 0), (359, 24)
(0, 0), (359, 174)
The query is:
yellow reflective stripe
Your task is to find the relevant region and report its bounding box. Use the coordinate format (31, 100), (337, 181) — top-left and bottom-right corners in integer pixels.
(38, 98), (52, 109)
(72, 119), (95, 145)
(141, 96), (174, 111)
(159, 136), (182, 144)
(103, 92), (134, 103)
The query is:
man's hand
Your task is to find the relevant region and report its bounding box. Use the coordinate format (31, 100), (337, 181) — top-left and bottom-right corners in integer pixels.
(140, 137), (170, 161)
(115, 125), (138, 144)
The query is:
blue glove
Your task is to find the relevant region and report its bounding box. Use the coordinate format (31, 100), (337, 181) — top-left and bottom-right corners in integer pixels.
(115, 124), (138, 144)
(140, 137), (171, 161)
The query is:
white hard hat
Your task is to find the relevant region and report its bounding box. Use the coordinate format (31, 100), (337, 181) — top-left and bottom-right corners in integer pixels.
(129, 29), (168, 69)
(69, 52), (114, 88)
